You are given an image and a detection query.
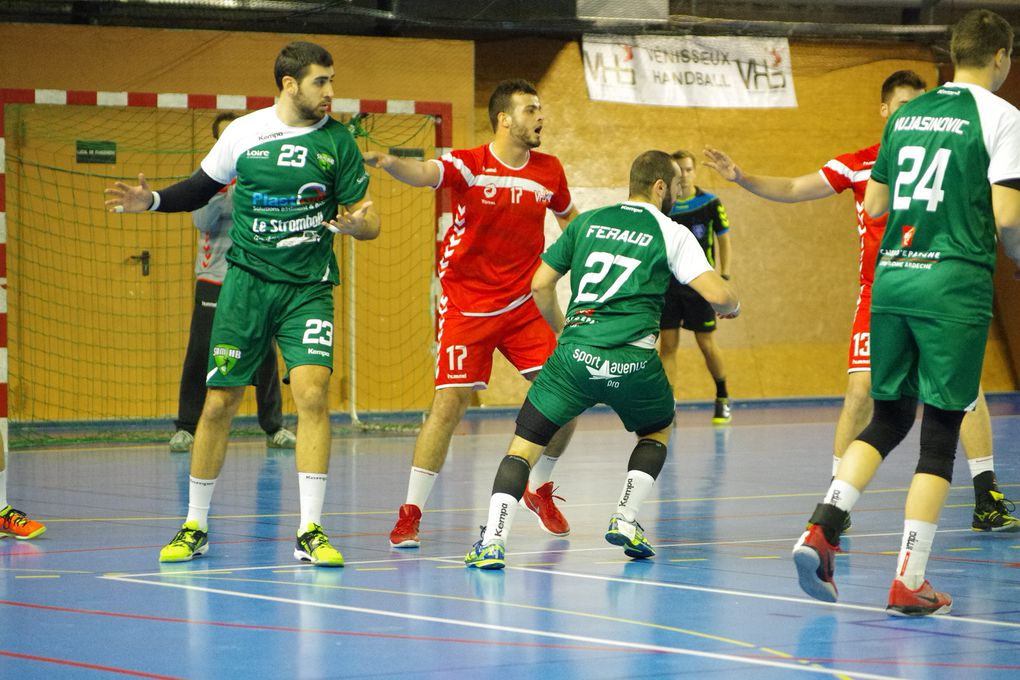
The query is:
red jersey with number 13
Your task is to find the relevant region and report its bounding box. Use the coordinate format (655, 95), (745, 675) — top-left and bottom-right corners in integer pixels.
(431, 144), (573, 315)
(818, 143), (886, 289)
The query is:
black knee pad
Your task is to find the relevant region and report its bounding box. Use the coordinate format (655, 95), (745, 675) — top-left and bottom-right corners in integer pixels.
(915, 404), (964, 482)
(491, 455), (531, 500)
(514, 397), (560, 447)
(628, 439), (667, 480)
(855, 396), (917, 459)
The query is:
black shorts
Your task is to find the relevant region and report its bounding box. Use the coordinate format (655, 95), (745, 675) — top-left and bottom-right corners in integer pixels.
(660, 279), (716, 333)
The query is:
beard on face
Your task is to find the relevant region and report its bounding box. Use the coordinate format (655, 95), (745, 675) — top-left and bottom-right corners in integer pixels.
(294, 89), (326, 123)
(660, 184), (675, 213)
(510, 120), (541, 149)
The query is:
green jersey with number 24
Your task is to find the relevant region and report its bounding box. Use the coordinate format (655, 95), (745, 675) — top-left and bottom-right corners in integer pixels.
(200, 106), (369, 285)
(542, 200), (712, 349)
(871, 82), (1020, 323)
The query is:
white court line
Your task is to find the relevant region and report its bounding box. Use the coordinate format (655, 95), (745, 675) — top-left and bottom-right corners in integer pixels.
(100, 572), (903, 680)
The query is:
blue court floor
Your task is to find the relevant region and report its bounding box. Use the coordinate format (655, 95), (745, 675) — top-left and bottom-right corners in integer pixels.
(2, 399), (1020, 679)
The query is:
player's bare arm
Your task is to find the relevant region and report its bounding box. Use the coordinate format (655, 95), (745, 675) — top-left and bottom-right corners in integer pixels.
(993, 183), (1020, 267)
(363, 151), (441, 188)
(531, 262), (565, 334)
(863, 177), (890, 218)
(324, 195), (379, 240)
(687, 270), (739, 318)
(703, 146), (834, 203)
(555, 206), (579, 231)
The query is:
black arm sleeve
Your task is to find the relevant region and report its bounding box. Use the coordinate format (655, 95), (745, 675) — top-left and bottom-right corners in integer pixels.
(155, 168), (226, 213)
(994, 177), (1020, 192)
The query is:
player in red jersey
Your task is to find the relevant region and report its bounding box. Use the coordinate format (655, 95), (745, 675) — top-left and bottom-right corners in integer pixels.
(703, 69), (1017, 532)
(364, 80), (579, 547)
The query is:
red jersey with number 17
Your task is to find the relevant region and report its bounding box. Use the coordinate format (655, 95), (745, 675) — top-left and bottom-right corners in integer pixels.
(430, 144), (573, 315)
(818, 143), (886, 289)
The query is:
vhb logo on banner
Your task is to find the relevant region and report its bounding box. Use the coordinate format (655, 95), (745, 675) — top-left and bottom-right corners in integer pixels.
(582, 34), (798, 109)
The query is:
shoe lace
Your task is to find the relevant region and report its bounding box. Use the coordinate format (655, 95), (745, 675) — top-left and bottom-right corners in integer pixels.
(301, 526), (333, 552)
(535, 483), (566, 504)
(1, 508), (29, 528)
(990, 492), (1016, 516)
(169, 526), (202, 547)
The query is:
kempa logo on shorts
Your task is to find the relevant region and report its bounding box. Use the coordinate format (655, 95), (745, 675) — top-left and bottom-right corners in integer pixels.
(213, 344), (242, 375)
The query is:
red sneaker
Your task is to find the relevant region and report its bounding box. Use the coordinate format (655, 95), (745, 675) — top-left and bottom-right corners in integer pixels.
(886, 578), (952, 617)
(389, 504), (422, 548)
(521, 482), (570, 536)
(0, 506), (46, 540)
(792, 523), (838, 602)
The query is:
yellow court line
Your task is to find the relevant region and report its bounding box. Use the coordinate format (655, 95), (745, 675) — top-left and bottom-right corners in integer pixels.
(0, 567), (91, 574)
(355, 567), (397, 572)
(947, 547), (981, 552)
(15, 574), (61, 579)
(669, 558), (707, 562)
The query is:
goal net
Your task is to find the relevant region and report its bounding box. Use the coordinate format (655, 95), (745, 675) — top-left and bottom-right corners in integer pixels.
(0, 89), (447, 447)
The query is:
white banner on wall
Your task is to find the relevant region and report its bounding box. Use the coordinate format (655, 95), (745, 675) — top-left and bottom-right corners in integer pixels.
(582, 34), (798, 109)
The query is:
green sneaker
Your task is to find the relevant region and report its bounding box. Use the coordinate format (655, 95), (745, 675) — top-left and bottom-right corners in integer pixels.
(294, 524), (344, 567)
(972, 490), (1020, 532)
(605, 513), (655, 559)
(464, 532), (506, 570)
(159, 521), (209, 562)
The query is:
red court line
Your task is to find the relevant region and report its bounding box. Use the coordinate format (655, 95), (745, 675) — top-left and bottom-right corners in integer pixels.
(0, 600), (631, 654)
(0, 650), (183, 679)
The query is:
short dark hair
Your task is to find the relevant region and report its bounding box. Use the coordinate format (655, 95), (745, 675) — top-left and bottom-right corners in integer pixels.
(488, 79), (539, 132)
(951, 9), (1014, 69)
(211, 112), (237, 140)
(630, 150), (677, 197)
(880, 70), (927, 103)
(671, 150), (696, 166)
(274, 41), (333, 90)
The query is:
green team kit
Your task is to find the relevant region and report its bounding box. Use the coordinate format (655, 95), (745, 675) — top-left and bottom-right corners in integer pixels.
(527, 200), (712, 431)
(870, 82), (1020, 409)
(199, 107), (369, 385)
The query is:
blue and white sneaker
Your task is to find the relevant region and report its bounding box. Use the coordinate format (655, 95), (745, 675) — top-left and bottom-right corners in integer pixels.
(464, 526), (506, 569)
(605, 513), (655, 559)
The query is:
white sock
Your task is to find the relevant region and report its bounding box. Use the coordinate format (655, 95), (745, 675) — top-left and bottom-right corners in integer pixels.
(822, 479), (861, 512)
(967, 455), (994, 479)
(405, 467), (438, 509)
(0, 467), (7, 509)
(528, 454), (558, 488)
(482, 493), (519, 545)
(896, 519), (937, 590)
(185, 476), (217, 530)
(616, 470), (655, 523)
(831, 456), (841, 477)
(298, 472), (328, 533)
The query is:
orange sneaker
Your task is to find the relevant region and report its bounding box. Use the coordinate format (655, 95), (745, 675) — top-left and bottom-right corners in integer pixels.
(389, 504), (422, 548)
(521, 482), (570, 536)
(0, 506), (46, 540)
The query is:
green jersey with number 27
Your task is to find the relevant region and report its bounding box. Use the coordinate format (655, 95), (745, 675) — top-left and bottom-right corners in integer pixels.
(871, 82), (1020, 323)
(200, 107), (369, 285)
(542, 200), (712, 349)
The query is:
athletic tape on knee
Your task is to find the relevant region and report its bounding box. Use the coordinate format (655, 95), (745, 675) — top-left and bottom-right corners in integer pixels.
(491, 455), (531, 500)
(915, 404), (964, 482)
(514, 397), (560, 446)
(856, 397), (916, 459)
(628, 439), (667, 480)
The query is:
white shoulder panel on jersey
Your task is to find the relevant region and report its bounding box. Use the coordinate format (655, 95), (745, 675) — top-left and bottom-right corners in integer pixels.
(624, 201), (713, 284)
(200, 107), (331, 185)
(954, 83), (1020, 185)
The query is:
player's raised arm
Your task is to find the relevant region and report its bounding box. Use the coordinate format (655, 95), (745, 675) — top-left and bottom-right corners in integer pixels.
(105, 169), (224, 214)
(703, 146), (834, 203)
(363, 151), (441, 188)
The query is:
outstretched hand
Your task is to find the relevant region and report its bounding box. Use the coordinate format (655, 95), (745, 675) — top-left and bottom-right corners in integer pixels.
(703, 147), (741, 183)
(104, 173), (154, 213)
(361, 151), (392, 169)
(324, 201), (375, 237)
